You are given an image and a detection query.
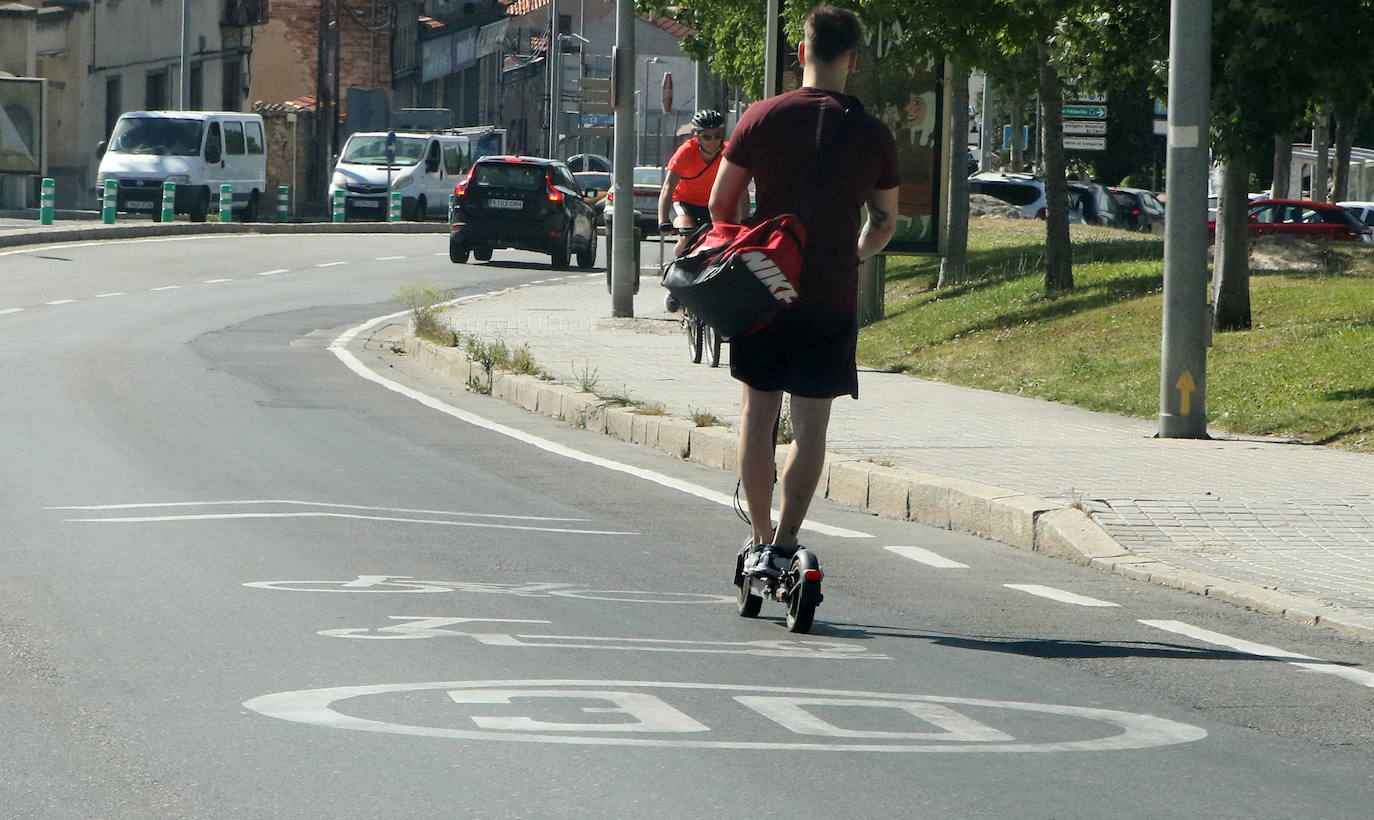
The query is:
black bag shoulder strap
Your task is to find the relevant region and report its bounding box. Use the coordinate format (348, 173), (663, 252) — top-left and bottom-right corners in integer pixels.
(676, 147), (722, 182)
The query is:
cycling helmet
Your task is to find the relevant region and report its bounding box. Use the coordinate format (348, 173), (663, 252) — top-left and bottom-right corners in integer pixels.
(691, 110), (725, 131)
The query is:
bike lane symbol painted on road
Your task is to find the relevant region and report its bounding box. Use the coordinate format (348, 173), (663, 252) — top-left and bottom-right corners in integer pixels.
(316, 616), (889, 659)
(244, 680), (1207, 753)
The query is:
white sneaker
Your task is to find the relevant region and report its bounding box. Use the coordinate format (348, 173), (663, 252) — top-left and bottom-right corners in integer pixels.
(744, 545), (787, 579)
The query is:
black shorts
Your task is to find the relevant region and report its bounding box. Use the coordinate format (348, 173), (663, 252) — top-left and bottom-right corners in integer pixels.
(671, 201), (711, 224)
(729, 306), (859, 399)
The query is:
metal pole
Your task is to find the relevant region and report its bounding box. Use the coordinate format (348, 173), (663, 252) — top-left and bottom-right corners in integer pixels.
(548, 0), (559, 157)
(609, 0), (637, 317)
(179, 0), (189, 108)
(980, 74), (994, 171)
(764, 0), (779, 99)
(1158, 0), (1212, 439)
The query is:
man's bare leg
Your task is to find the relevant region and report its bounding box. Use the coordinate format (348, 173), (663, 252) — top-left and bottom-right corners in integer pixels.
(738, 385), (785, 546)
(771, 395), (834, 550)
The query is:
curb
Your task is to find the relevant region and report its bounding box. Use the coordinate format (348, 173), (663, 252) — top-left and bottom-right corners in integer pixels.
(403, 332), (1374, 642)
(0, 220), (448, 250)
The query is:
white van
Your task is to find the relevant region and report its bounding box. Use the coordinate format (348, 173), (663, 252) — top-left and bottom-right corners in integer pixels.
(95, 111), (268, 222)
(329, 131), (471, 221)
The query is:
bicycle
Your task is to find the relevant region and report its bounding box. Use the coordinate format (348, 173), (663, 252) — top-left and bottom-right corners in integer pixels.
(665, 221), (725, 368)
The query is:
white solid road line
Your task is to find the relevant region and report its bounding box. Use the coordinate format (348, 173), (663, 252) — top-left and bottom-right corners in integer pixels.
(885, 546), (968, 569)
(1005, 584), (1120, 608)
(329, 308), (872, 540)
(1141, 619), (1374, 689)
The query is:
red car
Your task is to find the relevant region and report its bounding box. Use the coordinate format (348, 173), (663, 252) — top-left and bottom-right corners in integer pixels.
(1208, 198), (1373, 243)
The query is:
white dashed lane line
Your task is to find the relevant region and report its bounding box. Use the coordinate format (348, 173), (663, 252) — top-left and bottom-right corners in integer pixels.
(257, 269), (290, 276)
(1141, 619), (1374, 689)
(45, 299), (75, 305)
(376, 256), (407, 261)
(885, 545), (969, 569)
(1005, 584), (1120, 608)
(316, 261), (348, 268)
(0, 307), (24, 315)
(204, 278), (234, 284)
(95, 292), (126, 298)
(150, 285), (182, 291)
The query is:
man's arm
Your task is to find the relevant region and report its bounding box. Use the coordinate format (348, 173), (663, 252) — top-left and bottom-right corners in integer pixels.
(857, 186), (899, 261)
(709, 158), (751, 224)
(657, 170), (681, 231)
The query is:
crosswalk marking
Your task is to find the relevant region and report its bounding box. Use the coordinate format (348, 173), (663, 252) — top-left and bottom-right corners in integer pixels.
(885, 546), (968, 569)
(1005, 584), (1119, 607)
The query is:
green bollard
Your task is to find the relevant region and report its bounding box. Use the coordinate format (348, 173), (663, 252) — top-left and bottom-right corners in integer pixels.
(102, 179), (118, 224)
(276, 185), (290, 221)
(218, 184), (233, 222)
(331, 189), (346, 223)
(161, 181), (176, 223)
(40, 178), (54, 225)
(389, 191), (402, 222)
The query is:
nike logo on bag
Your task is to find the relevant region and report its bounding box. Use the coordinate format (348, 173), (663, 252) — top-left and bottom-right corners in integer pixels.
(740, 251), (797, 303)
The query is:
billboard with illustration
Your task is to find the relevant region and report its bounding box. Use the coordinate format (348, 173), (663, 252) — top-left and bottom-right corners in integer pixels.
(781, 18), (942, 254)
(0, 77), (45, 175)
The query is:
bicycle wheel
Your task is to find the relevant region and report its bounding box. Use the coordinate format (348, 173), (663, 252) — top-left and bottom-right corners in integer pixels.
(705, 324), (723, 367)
(685, 314), (704, 363)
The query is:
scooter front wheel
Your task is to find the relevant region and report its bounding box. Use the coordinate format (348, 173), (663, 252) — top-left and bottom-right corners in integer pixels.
(737, 576), (762, 618)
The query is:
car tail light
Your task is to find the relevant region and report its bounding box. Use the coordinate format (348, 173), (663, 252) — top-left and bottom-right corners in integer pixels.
(546, 175), (563, 203)
(454, 166), (475, 197)
(1035, 207), (1047, 219)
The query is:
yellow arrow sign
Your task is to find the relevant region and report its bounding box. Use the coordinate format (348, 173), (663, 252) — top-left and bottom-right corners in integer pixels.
(1176, 370), (1197, 415)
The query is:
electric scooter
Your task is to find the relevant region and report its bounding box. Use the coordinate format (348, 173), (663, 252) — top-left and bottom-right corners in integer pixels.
(734, 544), (824, 633)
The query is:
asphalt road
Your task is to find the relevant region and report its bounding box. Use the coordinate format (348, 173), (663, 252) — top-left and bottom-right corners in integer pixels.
(2, 233), (1373, 818)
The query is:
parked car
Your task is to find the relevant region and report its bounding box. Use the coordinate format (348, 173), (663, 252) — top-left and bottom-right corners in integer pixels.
(606, 166), (667, 232)
(1067, 182), (1124, 228)
(565, 153), (612, 173)
(968, 172), (1048, 219)
(448, 155), (599, 268)
(1207, 198), (1373, 243)
(1338, 200), (1374, 229)
(574, 170), (611, 226)
(1109, 187), (1166, 233)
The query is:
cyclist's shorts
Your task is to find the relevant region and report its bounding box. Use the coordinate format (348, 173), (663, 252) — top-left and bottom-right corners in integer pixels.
(671, 201), (711, 225)
(729, 305), (859, 400)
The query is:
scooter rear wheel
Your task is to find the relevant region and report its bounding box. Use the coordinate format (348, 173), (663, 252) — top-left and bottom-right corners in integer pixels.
(785, 551), (821, 633)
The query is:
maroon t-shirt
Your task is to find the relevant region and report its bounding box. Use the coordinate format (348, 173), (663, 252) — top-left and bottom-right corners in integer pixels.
(724, 87), (899, 315)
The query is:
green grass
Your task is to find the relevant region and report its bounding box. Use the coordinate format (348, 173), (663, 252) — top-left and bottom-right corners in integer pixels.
(859, 219), (1374, 452)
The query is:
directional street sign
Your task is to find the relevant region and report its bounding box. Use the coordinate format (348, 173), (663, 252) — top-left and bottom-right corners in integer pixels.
(1063, 120), (1106, 136)
(580, 77), (612, 114)
(1062, 104), (1107, 120)
(1064, 136), (1106, 151)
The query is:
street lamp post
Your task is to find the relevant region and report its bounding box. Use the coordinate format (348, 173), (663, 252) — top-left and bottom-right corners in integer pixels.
(640, 56), (663, 165)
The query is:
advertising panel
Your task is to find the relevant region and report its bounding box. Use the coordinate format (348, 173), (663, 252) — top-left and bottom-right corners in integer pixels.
(0, 77), (45, 175)
(779, 18), (941, 254)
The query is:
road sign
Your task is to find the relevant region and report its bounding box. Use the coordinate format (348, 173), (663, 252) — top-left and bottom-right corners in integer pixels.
(1062, 104), (1107, 120)
(1071, 92), (1108, 104)
(580, 77), (612, 114)
(1064, 136), (1106, 151)
(1063, 120), (1106, 136)
(1002, 124), (1029, 150)
(661, 72), (673, 114)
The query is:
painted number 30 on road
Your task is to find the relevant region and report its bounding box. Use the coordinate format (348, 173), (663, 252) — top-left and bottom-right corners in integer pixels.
(244, 679), (1206, 754)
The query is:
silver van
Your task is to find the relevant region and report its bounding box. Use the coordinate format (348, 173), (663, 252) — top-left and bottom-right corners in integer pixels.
(329, 132), (471, 221)
(96, 111), (268, 221)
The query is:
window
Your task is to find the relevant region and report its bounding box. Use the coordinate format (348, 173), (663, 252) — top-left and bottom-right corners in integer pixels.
(189, 64), (204, 110)
(207, 121), (222, 158)
(443, 142), (464, 175)
(224, 121), (246, 155)
(222, 60), (242, 111)
(245, 121), (264, 154)
(145, 70), (168, 110)
(104, 77), (122, 139)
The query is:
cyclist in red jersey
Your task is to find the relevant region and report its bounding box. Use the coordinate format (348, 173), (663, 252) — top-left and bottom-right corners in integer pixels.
(658, 110), (738, 258)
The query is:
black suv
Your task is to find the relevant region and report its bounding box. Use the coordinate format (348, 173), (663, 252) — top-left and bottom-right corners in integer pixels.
(448, 156), (599, 268)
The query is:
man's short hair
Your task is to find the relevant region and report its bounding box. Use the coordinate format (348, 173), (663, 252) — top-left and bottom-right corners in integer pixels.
(804, 5), (865, 64)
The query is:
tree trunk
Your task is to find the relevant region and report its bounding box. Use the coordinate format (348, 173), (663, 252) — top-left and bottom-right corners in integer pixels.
(938, 59), (970, 288)
(1312, 104), (1331, 201)
(1271, 133), (1292, 199)
(1036, 31), (1072, 292)
(1212, 158), (1252, 332)
(1332, 109), (1354, 203)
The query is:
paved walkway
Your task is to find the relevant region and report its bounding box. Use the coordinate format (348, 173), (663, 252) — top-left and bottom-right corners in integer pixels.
(438, 257), (1374, 639)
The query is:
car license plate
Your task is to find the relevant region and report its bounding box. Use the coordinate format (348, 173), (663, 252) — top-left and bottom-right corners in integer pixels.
(634, 196), (656, 210)
(488, 198), (524, 210)
(352, 199), (380, 208)
(127, 200), (153, 209)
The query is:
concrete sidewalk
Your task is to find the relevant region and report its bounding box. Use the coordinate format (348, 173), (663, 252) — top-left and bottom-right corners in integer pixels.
(430, 260), (1374, 640)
